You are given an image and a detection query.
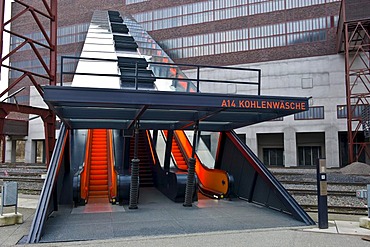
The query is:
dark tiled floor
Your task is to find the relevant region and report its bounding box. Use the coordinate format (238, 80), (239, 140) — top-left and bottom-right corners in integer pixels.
(40, 187), (306, 243)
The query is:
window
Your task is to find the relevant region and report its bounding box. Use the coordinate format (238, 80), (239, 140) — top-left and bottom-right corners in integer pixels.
(133, 0), (338, 32)
(263, 148), (284, 166)
(158, 15), (332, 58)
(298, 146), (321, 166)
(34, 140), (45, 163)
(294, 106), (324, 120)
(337, 105), (366, 119)
(15, 140), (26, 163)
(125, 0), (148, 5)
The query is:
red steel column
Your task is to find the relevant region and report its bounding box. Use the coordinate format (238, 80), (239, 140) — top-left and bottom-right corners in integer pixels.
(0, 0), (5, 75)
(50, 0), (57, 86)
(344, 22), (354, 163)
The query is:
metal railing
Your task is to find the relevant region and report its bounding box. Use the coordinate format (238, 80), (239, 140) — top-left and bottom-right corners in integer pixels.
(60, 56), (262, 95)
(27, 123), (68, 243)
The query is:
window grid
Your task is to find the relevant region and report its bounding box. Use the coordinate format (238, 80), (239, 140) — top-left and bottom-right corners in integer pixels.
(159, 16), (332, 58)
(10, 23), (89, 51)
(125, 0), (148, 5)
(337, 105), (366, 119)
(294, 106), (324, 120)
(9, 52), (80, 78)
(133, 0), (340, 31)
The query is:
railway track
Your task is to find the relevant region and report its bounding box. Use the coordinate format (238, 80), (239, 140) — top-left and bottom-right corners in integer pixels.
(281, 180), (368, 186)
(287, 188), (356, 197)
(301, 205), (368, 215)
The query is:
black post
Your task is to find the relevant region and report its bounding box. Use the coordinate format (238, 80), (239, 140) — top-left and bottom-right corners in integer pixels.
(152, 130), (158, 147)
(317, 159), (328, 229)
(164, 130), (173, 172)
(196, 66), (200, 93)
(123, 136), (131, 173)
(134, 62), (138, 90)
(129, 121), (140, 209)
(183, 122), (199, 207)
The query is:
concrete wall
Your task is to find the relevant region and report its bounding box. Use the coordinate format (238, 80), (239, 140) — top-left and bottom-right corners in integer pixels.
(25, 87), (49, 163)
(185, 54), (347, 168)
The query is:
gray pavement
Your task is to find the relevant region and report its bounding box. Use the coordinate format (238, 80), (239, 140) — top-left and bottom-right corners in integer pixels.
(0, 193), (370, 246)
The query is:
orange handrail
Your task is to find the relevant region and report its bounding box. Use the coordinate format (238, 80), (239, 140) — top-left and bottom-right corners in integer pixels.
(175, 130), (229, 196)
(162, 130), (188, 170)
(80, 129), (93, 201)
(107, 129), (117, 201)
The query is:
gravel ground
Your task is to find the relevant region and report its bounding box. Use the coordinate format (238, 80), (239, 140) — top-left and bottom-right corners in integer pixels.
(0, 164), (46, 193)
(269, 167), (369, 210)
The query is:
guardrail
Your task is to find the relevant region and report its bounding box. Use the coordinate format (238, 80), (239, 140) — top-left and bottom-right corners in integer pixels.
(60, 56), (262, 95)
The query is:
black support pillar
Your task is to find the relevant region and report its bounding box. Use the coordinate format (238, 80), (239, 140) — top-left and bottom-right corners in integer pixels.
(183, 122), (199, 207)
(164, 130), (174, 171)
(129, 121), (140, 209)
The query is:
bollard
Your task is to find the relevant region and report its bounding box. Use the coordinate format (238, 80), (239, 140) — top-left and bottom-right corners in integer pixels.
(317, 159), (328, 229)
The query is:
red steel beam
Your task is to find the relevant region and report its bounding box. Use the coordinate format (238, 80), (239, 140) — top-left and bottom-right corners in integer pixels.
(0, 0), (58, 165)
(0, 0), (5, 75)
(50, 0), (57, 86)
(0, 102), (55, 164)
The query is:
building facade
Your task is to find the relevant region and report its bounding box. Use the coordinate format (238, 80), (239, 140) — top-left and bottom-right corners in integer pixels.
(7, 0), (353, 167)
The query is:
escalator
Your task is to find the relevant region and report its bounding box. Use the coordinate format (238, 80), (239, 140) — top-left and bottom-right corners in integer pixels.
(73, 129), (118, 205)
(164, 130), (232, 199)
(27, 10), (315, 243)
(129, 130), (154, 187)
(88, 129), (110, 201)
(171, 141), (187, 171)
(163, 130), (187, 171)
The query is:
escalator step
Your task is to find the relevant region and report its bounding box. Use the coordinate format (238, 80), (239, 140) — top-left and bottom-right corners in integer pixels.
(90, 179), (108, 185)
(90, 174), (108, 180)
(89, 191), (108, 196)
(91, 161), (108, 166)
(91, 157), (108, 161)
(90, 185), (108, 191)
(90, 169), (108, 175)
(90, 164), (108, 169)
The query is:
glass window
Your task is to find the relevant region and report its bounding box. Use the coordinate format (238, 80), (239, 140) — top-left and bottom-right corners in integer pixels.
(298, 146), (321, 166)
(337, 105), (366, 119)
(294, 106), (324, 120)
(263, 148), (284, 166)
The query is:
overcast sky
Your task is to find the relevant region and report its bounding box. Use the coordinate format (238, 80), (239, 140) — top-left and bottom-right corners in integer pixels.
(0, 0), (13, 100)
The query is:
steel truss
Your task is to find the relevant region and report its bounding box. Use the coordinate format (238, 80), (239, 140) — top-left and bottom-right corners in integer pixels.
(0, 0), (57, 165)
(341, 12), (370, 163)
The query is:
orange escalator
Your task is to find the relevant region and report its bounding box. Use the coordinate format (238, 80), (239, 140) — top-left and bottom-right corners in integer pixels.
(171, 140), (188, 171)
(170, 130), (231, 198)
(79, 129), (117, 204)
(89, 129), (109, 200)
(163, 130), (187, 171)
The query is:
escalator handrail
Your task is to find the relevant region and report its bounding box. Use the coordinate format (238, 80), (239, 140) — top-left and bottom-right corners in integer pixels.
(27, 123), (69, 243)
(80, 129), (93, 200)
(227, 130), (315, 225)
(161, 130), (187, 171)
(145, 130), (161, 166)
(107, 129), (117, 200)
(175, 130), (231, 197)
